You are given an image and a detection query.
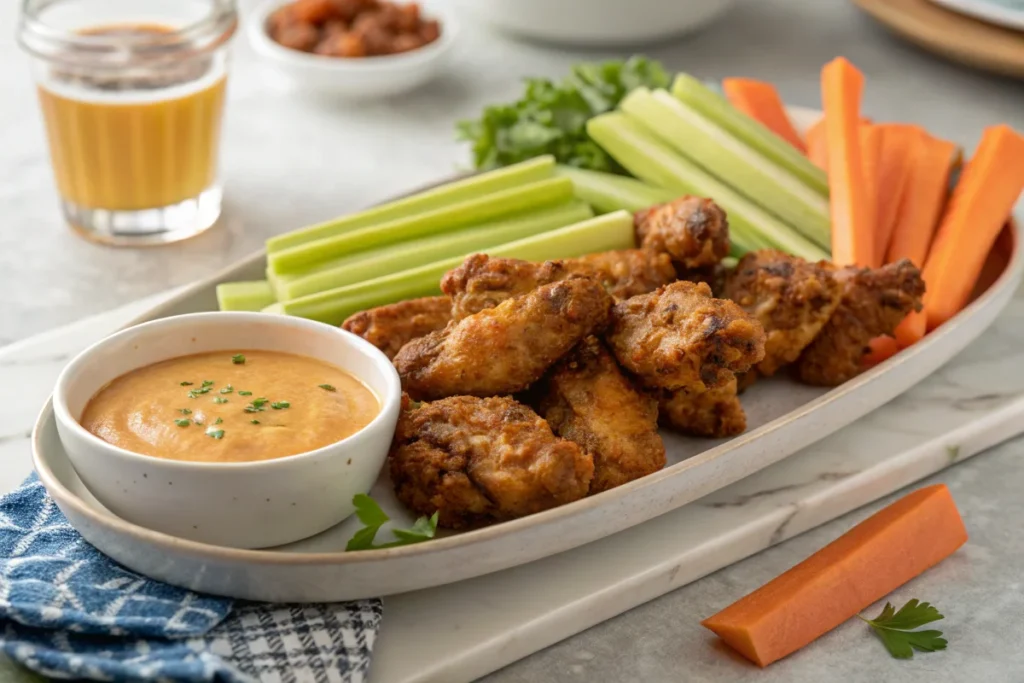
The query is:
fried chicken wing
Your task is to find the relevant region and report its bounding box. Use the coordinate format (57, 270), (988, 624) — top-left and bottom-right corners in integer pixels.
(657, 375), (746, 438)
(341, 296), (452, 359)
(634, 196), (730, 269)
(394, 276), (613, 399)
(607, 281), (766, 392)
(389, 394), (593, 528)
(724, 250), (844, 376)
(442, 251), (675, 321)
(537, 336), (665, 494)
(798, 259), (925, 386)
(565, 249), (677, 301)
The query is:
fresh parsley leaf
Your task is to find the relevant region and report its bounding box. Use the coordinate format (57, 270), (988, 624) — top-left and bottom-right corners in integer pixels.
(270, 401), (290, 410)
(238, 390), (253, 396)
(187, 386), (212, 398)
(345, 494), (438, 551)
(201, 380), (215, 387)
(180, 381), (194, 386)
(219, 385), (233, 394)
(213, 396), (228, 404)
(232, 354), (245, 365)
(214, 417), (223, 425)
(859, 600), (947, 659)
(318, 384), (336, 392)
(206, 428), (225, 439)
(244, 397), (269, 413)
(174, 418), (191, 427)
(250, 419), (260, 425)
(179, 408), (192, 415)
(456, 56), (668, 173)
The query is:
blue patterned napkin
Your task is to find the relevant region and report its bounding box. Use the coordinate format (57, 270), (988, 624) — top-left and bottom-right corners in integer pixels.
(0, 475), (383, 682)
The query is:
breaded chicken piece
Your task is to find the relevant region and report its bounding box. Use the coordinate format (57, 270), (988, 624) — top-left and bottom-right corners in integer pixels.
(658, 375), (746, 438)
(724, 250), (844, 376)
(634, 196), (730, 269)
(565, 249), (677, 302)
(798, 259), (925, 386)
(607, 281), (766, 392)
(537, 336), (665, 494)
(394, 277), (613, 400)
(677, 263), (730, 298)
(389, 395), (593, 528)
(341, 296), (452, 360)
(442, 251), (675, 320)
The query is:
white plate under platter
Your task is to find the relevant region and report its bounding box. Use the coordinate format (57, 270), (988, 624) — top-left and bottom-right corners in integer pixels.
(32, 108), (1024, 602)
(929, 0), (1024, 31)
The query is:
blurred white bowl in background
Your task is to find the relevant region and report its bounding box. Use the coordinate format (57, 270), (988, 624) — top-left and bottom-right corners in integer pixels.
(247, 0), (459, 99)
(451, 0), (736, 47)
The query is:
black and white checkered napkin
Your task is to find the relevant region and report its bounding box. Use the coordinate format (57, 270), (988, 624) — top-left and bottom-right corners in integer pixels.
(0, 475), (383, 682)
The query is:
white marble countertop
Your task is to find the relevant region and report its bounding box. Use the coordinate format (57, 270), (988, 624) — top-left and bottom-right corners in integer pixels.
(3, 0), (1024, 681)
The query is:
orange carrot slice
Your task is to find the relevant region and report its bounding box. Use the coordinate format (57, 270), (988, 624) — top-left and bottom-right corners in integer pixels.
(874, 125), (923, 267)
(723, 78), (807, 153)
(821, 58), (872, 267)
(863, 335), (899, 366)
(702, 484), (967, 668)
(922, 124), (1024, 330)
(805, 118), (828, 170)
(860, 125), (884, 267)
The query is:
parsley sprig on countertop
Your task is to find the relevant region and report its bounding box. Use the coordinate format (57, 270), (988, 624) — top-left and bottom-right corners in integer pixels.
(859, 599), (947, 658)
(456, 57), (669, 173)
(345, 494), (437, 551)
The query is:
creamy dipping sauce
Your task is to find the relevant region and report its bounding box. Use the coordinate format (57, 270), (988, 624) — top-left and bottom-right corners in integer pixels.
(80, 350), (379, 463)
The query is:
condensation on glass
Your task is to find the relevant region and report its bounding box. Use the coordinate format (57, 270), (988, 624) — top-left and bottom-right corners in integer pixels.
(18, 0), (237, 246)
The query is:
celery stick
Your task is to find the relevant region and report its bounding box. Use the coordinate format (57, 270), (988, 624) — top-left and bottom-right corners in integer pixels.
(262, 302), (285, 315)
(555, 165), (675, 213)
(621, 89), (831, 250)
(266, 156), (556, 254)
(671, 74), (829, 196)
(282, 211), (635, 325)
(216, 281), (276, 312)
(269, 176), (575, 275)
(587, 112), (829, 262)
(280, 201), (594, 300)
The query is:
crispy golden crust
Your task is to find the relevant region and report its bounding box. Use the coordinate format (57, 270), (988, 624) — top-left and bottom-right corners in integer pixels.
(441, 254), (575, 321)
(341, 296), (452, 360)
(677, 263), (730, 298)
(606, 281), (766, 392)
(389, 395), (593, 528)
(634, 196), (730, 269)
(724, 250), (844, 376)
(798, 259), (925, 386)
(537, 336), (665, 494)
(657, 375), (746, 438)
(394, 277), (613, 400)
(565, 249), (677, 302)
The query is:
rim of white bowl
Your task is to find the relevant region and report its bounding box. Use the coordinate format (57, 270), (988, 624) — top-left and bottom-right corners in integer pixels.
(52, 311), (402, 471)
(247, 0), (459, 72)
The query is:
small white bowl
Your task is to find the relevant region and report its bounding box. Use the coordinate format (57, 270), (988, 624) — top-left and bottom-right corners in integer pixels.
(247, 0), (458, 99)
(52, 312), (401, 549)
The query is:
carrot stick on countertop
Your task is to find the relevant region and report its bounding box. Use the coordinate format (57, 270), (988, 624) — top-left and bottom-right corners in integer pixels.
(723, 78), (807, 153)
(874, 125), (923, 267)
(922, 124), (1024, 330)
(821, 58), (873, 267)
(860, 125), (884, 267)
(702, 484), (967, 668)
(805, 118), (828, 170)
(888, 135), (960, 347)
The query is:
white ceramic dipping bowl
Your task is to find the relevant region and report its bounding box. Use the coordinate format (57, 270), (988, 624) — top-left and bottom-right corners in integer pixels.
(53, 312), (401, 549)
(247, 0), (459, 99)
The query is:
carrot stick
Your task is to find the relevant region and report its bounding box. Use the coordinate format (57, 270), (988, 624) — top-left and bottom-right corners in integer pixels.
(702, 484), (967, 668)
(922, 124), (1024, 330)
(821, 58), (873, 267)
(863, 335), (899, 366)
(860, 125), (884, 267)
(874, 125), (923, 266)
(805, 119), (828, 171)
(723, 78), (807, 153)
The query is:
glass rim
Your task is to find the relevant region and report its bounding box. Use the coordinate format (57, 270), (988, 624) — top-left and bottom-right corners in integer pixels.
(18, 0), (238, 66)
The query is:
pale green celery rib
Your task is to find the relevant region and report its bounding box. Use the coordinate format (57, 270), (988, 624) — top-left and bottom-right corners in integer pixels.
(265, 156), (556, 254)
(554, 165), (675, 213)
(268, 176), (575, 275)
(671, 73), (830, 196)
(216, 280), (276, 312)
(620, 88), (831, 250)
(587, 112), (829, 262)
(279, 201), (594, 301)
(281, 211), (636, 325)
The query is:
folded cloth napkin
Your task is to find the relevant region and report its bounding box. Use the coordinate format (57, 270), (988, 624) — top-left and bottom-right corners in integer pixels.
(0, 475), (383, 682)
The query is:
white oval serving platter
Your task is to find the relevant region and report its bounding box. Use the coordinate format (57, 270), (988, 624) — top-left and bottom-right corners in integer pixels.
(32, 108), (1024, 602)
